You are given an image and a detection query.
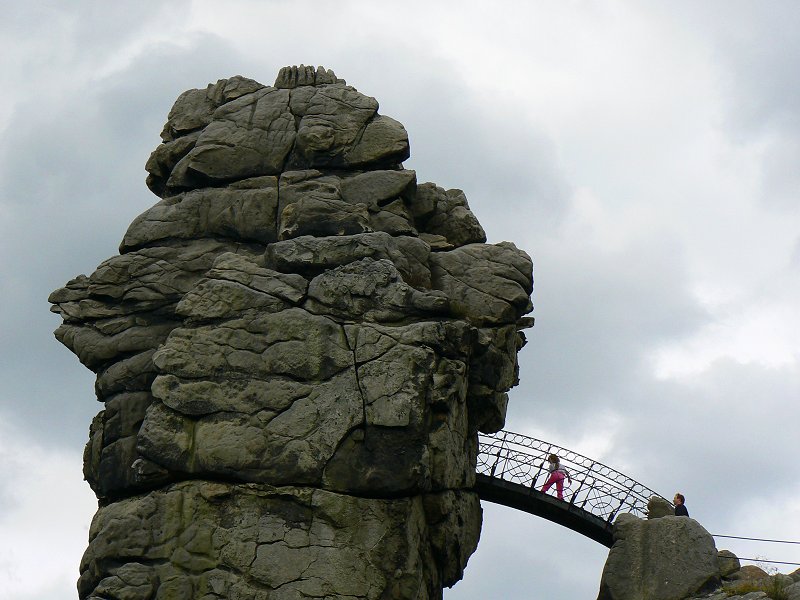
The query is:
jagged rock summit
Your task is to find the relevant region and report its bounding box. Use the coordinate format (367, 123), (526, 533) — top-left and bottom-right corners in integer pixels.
(50, 65), (534, 599)
(145, 65), (410, 199)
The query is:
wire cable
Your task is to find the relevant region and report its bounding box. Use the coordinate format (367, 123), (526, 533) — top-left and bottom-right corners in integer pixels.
(737, 557), (800, 567)
(712, 534), (800, 545)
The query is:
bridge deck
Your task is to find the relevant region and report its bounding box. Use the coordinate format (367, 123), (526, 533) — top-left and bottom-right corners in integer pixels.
(474, 430), (670, 546)
(474, 474), (614, 547)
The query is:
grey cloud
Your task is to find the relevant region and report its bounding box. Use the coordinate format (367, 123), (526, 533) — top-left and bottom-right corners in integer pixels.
(758, 137), (800, 211)
(1, 1), (191, 53)
(712, 4), (800, 137)
(711, 4), (800, 213)
(447, 504), (608, 599)
(314, 44), (574, 238)
(509, 232), (709, 428)
(399, 84), (571, 237)
(0, 31), (258, 449)
(792, 237), (800, 269)
(667, 2), (800, 212)
(618, 359), (800, 506)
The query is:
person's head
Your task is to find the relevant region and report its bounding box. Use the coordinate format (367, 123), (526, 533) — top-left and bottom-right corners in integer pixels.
(548, 454), (559, 464)
(674, 493), (685, 505)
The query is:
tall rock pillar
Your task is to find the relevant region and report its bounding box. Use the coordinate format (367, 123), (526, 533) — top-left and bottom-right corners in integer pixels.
(50, 65), (534, 599)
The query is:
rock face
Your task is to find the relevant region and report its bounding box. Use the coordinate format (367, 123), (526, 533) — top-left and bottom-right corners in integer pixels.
(598, 514), (720, 600)
(599, 512), (797, 600)
(717, 549), (741, 578)
(647, 495), (674, 519)
(787, 581), (800, 600)
(50, 66), (534, 599)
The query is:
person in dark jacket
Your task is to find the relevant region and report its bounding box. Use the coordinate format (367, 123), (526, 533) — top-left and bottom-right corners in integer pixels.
(674, 493), (689, 516)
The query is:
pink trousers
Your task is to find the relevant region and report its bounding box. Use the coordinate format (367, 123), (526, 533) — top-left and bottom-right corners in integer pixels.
(541, 471), (566, 499)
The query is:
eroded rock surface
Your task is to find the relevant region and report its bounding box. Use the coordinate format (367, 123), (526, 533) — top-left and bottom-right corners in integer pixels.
(598, 512), (795, 600)
(598, 514), (720, 600)
(51, 65), (533, 599)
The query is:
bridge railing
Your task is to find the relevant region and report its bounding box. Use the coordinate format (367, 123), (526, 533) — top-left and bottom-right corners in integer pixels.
(477, 430), (669, 523)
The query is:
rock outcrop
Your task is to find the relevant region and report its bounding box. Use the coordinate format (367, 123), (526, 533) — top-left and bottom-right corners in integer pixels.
(599, 510), (799, 600)
(647, 495), (674, 519)
(598, 514), (721, 600)
(50, 65), (534, 599)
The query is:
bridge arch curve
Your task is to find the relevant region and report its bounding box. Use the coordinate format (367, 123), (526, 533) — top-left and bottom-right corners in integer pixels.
(474, 430), (670, 547)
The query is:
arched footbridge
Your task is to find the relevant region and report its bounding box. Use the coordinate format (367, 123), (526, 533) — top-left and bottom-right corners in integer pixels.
(474, 429), (670, 547)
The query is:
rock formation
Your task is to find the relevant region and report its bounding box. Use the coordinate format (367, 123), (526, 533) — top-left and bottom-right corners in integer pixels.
(50, 65), (534, 599)
(599, 509), (800, 600)
(598, 513), (721, 600)
(647, 495), (674, 519)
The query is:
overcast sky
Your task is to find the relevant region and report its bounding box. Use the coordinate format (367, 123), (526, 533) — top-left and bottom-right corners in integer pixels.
(1, 2), (798, 598)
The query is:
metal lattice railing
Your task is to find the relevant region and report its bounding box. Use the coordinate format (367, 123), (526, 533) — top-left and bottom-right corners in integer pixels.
(477, 429), (670, 523)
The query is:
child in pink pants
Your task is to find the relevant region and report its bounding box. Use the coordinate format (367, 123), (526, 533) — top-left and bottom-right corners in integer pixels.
(541, 454), (572, 500)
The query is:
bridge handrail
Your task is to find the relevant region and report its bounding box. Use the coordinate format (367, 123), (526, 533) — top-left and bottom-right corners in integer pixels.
(477, 429), (670, 523)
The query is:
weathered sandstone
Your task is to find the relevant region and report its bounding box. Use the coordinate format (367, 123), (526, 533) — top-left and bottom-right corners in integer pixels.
(601, 511), (796, 600)
(51, 66), (533, 599)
